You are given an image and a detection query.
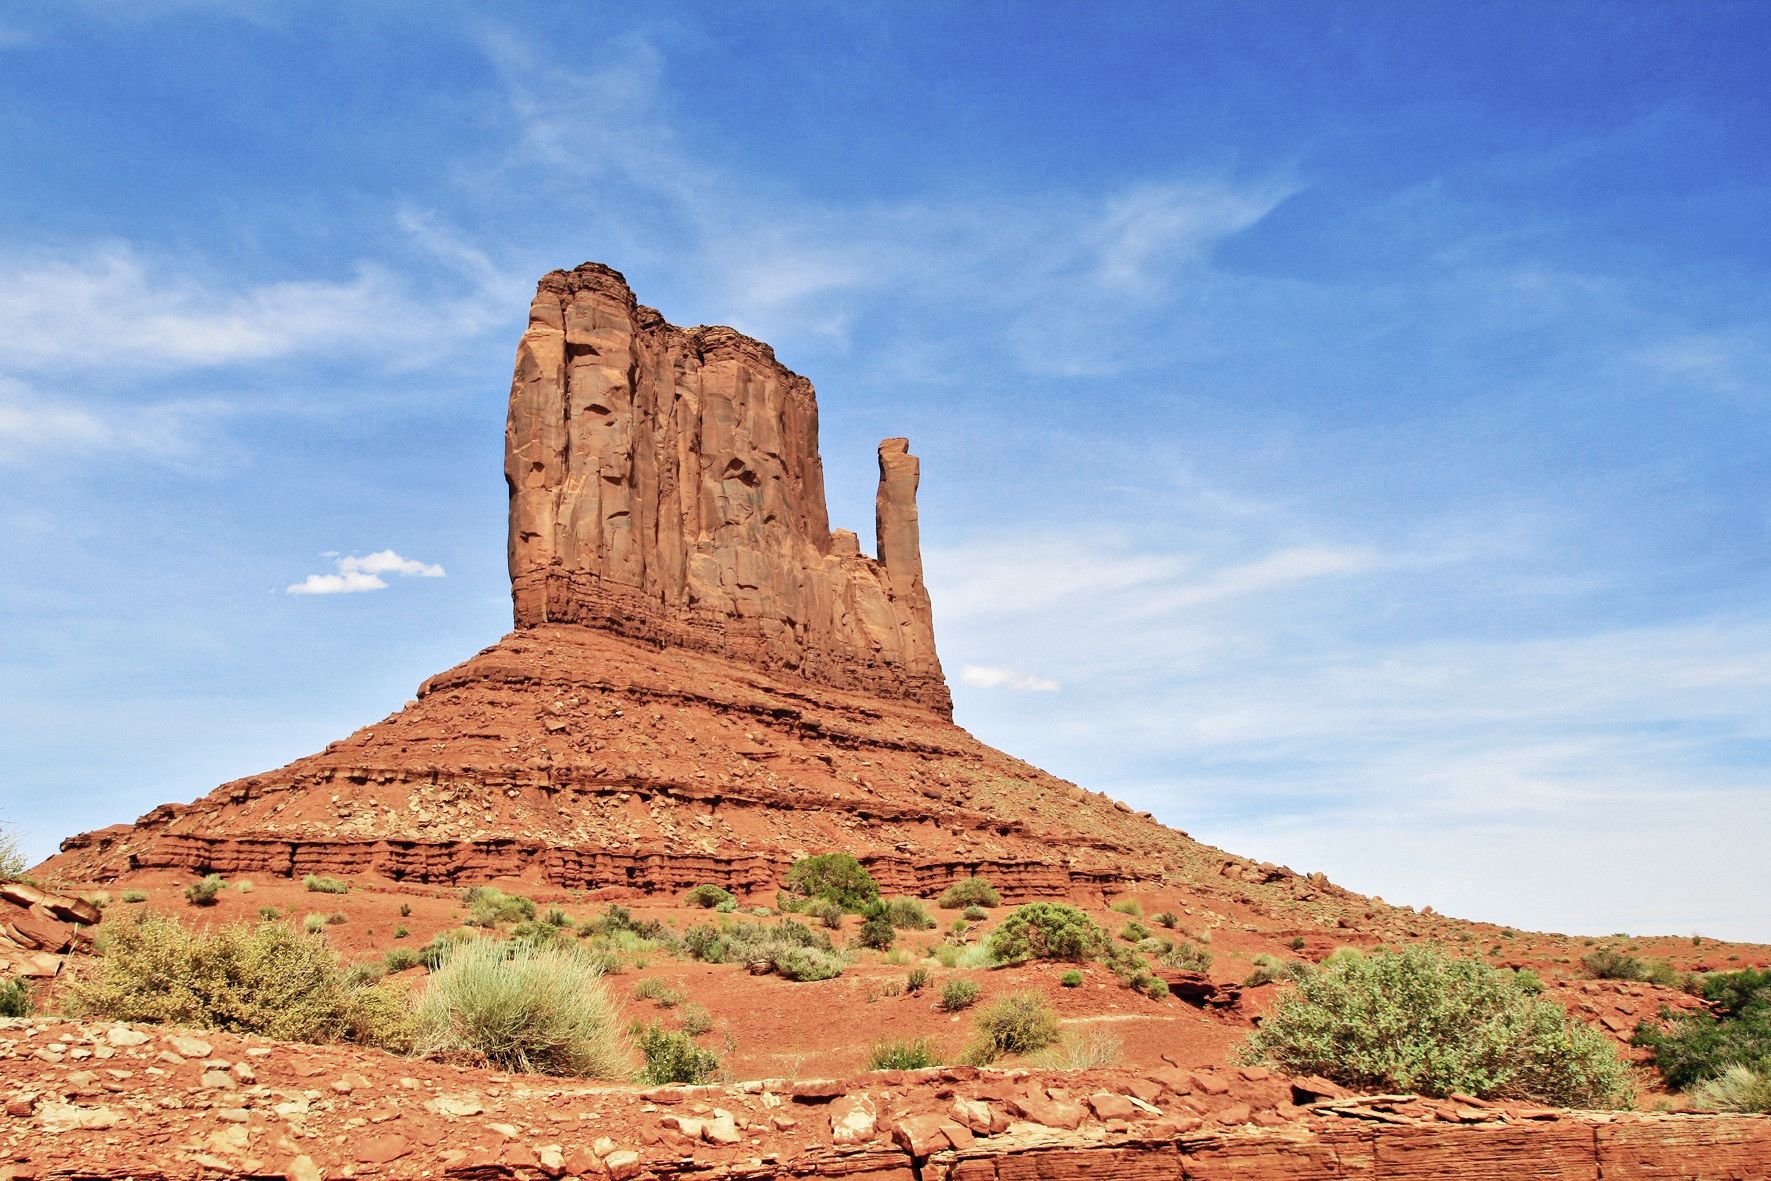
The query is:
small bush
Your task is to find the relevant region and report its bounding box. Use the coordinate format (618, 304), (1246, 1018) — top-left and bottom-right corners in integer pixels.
(632, 978), (684, 1008)
(399, 903), (412, 918)
(776, 946), (846, 982)
(1061, 969), (1084, 988)
(1631, 968), (1771, 1091)
(1582, 947), (1677, 986)
(677, 1003), (713, 1037)
(122, 890), (148, 904)
(1690, 1064), (1771, 1114)
(681, 918), (844, 980)
(1160, 941), (1213, 973)
(637, 1023), (719, 1085)
(419, 927), (473, 970)
(784, 853), (879, 912)
(463, 886), (536, 928)
(1289, 935), (1308, 951)
(414, 939), (630, 1076)
(961, 904), (988, 921)
(1131, 972), (1170, 998)
(971, 992), (1060, 1061)
(1154, 911), (1179, 929)
(803, 898), (846, 929)
(684, 884), (735, 909)
(257, 906), (279, 921)
(303, 875), (349, 895)
(715, 899), (737, 913)
(905, 967), (930, 993)
(858, 913), (896, 951)
(1119, 921), (1150, 943)
(934, 943), (961, 969)
(184, 875), (225, 907)
(0, 979), (34, 1017)
(868, 1037), (941, 1070)
(384, 948), (421, 973)
(1107, 898), (1142, 918)
(1244, 945), (1631, 1106)
(325, 913), (346, 926)
(987, 903), (1106, 964)
(303, 913), (327, 934)
(393, 925), (410, 940)
(938, 878), (1001, 910)
(938, 978), (981, 1012)
(0, 826), (26, 882)
(1244, 954), (1312, 986)
(875, 897), (936, 930)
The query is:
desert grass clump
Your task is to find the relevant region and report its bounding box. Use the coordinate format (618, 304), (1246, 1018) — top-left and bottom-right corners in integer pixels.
(986, 903), (1106, 965)
(905, 966), (931, 994)
(1034, 1027), (1123, 1070)
(938, 877), (1001, 910)
(122, 890), (148, 904)
(184, 874), (225, 907)
(462, 886), (536, 928)
(414, 939), (631, 1077)
(938, 978), (981, 1012)
(636, 1023), (719, 1084)
(1244, 954), (1313, 987)
(632, 977), (684, 1008)
(68, 911), (408, 1049)
(868, 1037), (942, 1070)
(1107, 898), (1143, 918)
(1582, 947), (1677, 987)
(302, 874), (350, 895)
(967, 992), (1060, 1063)
(677, 1003), (713, 1037)
(1244, 945), (1631, 1107)
(1689, 1064), (1771, 1114)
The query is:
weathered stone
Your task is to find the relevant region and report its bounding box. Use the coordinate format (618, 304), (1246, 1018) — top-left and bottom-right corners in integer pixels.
(830, 1095), (879, 1144)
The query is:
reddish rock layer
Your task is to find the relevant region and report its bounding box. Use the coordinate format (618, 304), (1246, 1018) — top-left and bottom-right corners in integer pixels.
(507, 263), (947, 714)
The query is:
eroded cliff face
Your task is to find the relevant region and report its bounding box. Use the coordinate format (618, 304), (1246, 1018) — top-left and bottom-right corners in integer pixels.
(505, 264), (948, 715)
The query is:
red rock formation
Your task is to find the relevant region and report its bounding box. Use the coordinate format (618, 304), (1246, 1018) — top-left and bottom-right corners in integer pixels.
(506, 264), (948, 715)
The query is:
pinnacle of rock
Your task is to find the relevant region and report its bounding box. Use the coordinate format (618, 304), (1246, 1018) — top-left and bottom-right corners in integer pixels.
(506, 263), (949, 715)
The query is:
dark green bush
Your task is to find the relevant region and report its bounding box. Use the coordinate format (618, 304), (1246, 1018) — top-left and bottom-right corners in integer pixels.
(858, 913), (896, 951)
(683, 884), (735, 909)
(1060, 969), (1084, 988)
(1631, 968), (1771, 1092)
(1244, 945), (1631, 1107)
(873, 897), (935, 930)
(986, 903), (1106, 964)
(783, 854), (879, 912)
(938, 878), (1001, 909)
(0, 979), (33, 1017)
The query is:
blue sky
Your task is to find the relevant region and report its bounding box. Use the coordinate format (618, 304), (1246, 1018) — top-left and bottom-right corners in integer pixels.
(2, 2), (1767, 939)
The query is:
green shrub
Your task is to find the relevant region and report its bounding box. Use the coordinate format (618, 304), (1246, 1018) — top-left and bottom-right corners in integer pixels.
(1119, 921), (1150, 943)
(0, 979), (33, 1017)
(1690, 1064), (1771, 1113)
(1154, 911), (1179, 929)
(1631, 968), (1771, 1091)
(1060, 969), (1084, 988)
(938, 979), (981, 1012)
(303, 875), (350, 895)
(1159, 941), (1213, 973)
(393, 925), (409, 940)
(414, 938), (630, 1077)
(715, 899), (737, 913)
(874, 897), (935, 930)
(937, 878), (1001, 909)
(463, 886), (536, 928)
(868, 1037), (941, 1070)
(775, 945), (846, 981)
(858, 913), (896, 951)
(905, 967), (930, 993)
(69, 911), (406, 1048)
(684, 884), (735, 909)
(302, 913), (327, 934)
(384, 948), (421, 973)
(1244, 945), (1631, 1106)
(1130, 972), (1170, 998)
(632, 978), (684, 1008)
(1107, 898), (1142, 918)
(971, 992), (1060, 1061)
(680, 918), (843, 981)
(122, 890), (148, 904)
(803, 898), (845, 930)
(784, 854), (879, 911)
(1289, 936), (1307, 951)
(257, 906), (279, 921)
(637, 1023), (719, 1085)
(1582, 947), (1677, 986)
(419, 927), (474, 970)
(1244, 954), (1312, 987)
(987, 903), (1106, 964)
(961, 905), (988, 922)
(677, 1003), (713, 1037)
(184, 875), (225, 907)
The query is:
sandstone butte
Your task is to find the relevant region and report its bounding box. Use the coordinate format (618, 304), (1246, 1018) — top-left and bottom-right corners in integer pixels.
(14, 262), (1771, 1181)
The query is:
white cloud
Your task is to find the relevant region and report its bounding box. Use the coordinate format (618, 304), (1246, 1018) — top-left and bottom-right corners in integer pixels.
(0, 377), (220, 463)
(960, 665), (1060, 693)
(286, 550), (445, 595)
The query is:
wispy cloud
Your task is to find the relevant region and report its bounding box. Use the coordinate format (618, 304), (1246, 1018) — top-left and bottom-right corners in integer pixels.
(960, 665), (1060, 693)
(0, 378), (222, 463)
(286, 550), (445, 596)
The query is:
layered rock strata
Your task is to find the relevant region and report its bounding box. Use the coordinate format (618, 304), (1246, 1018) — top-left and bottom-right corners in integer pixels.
(506, 264), (947, 715)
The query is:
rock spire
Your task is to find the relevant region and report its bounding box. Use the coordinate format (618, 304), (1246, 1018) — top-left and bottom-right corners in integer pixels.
(505, 263), (949, 715)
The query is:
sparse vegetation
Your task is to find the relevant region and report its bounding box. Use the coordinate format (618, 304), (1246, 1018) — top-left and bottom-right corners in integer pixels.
(1154, 911), (1179, 929)
(868, 1037), (942, 1070)
(1632, 968), (1771, 1099)
(1243, 945), (1632, 1107)
(684, 884), (735, 909)
(303, 874), (349, 895)
(1158, 940), (1213, 973)
(0, 824), (26, 881)
(383, 947), (421, 973)
(1244, 954), (1312, 987)
(986, 902), (1106, 964)
(632, 977), (684, 1008)
(303, 913), (327, 934)
(962, 904), (988, 921)
(0, 979), (34, 1018)
(803, 898), (845, 930)
(1689, 1065), (1771, 1114)
(1119, 921), (1150, 943)
(677, 1003), (713, 1037)
(905, 967), (930, 993)
(183, 874), (225, 907)
(937, 878), (1001, 910)
(968, 992), (1060, 1062)
(858, 912), (896, 951)
(637, 1023), (720, 1085)
(414, 938), (629, 1077)
(681, 918), (846, 981)
(1034, 1027), (1123, 1069)
(463, 886), (537, 928)
(1107, 898), (1142, 918)
(872, 896), (935, 930)
(1582, 947), (1678, 987)
(783, 853), (879, 912)
(938, 979), (981, 1011)
(69, 911), (409, 1049)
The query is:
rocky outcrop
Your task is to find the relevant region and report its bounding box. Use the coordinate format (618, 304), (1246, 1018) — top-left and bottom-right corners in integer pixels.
(506, 264), (947, 715)
(0, 881), (101, 981)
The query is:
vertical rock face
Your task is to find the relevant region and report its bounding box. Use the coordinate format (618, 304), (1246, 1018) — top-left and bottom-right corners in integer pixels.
(505, 263), (950, 716)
